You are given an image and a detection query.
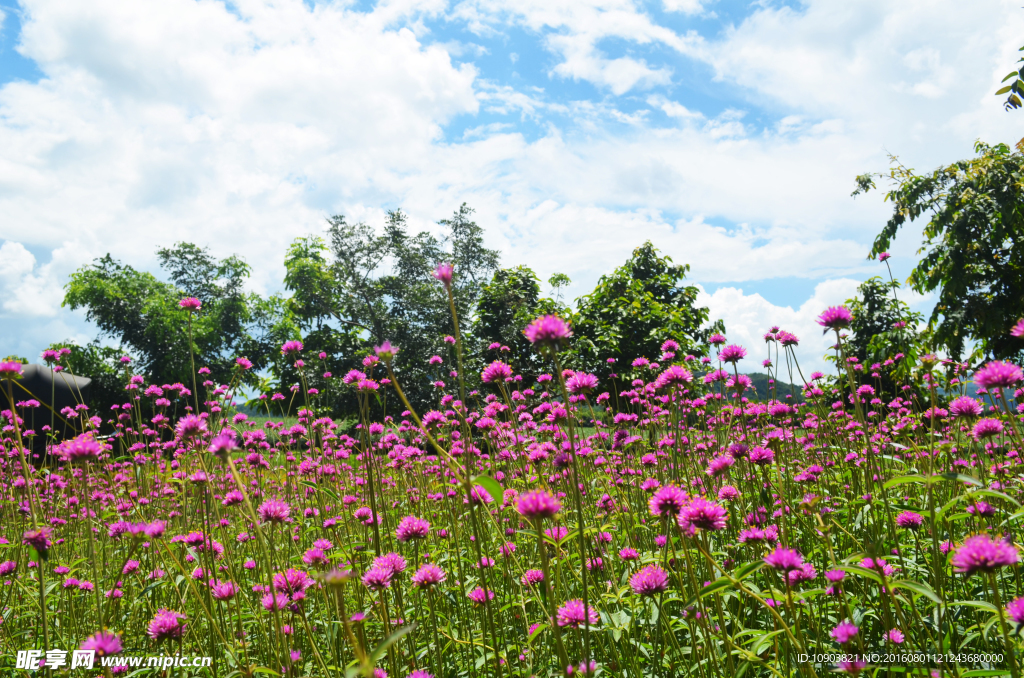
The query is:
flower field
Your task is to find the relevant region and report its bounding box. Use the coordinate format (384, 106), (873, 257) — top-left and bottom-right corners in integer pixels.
(3, 275), (1024, 678)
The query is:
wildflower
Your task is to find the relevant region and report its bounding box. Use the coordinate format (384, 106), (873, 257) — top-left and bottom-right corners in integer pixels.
(973, 418), (1004, 440)
(178, 297), (202, 311)
(481, 360), (512, 383)
(630, 565), (669, 597)
(396, 516), (430, 542)
(681, 497), (727, 531)
(236, 356), (252, 370)
(524, 315), (572, 349)
(1012, 319), (1024, 338)
(516, 490), (561, 521)
(951, 535), (1019, 575)
(22, 527), (53, 558)
(407, 671), (434, 678)
(59, 433), (103, 463)
(211, 581), (238, 601)
(174, 414), (207, 439)
(830, 621), (858, 644)
(1006, 596), (1024, 624)
(521, 569), (544, 586)
(374, 553), (407, 576)
(566, 372), (599, 394)
(281, 340), (303, 356)
(949, 396), (984, 418)
(257, 499), (291, 524)
(817, 306), (853, 331)
(80, 631), (123, 657)
(467, 587), (495, 606)
(208, 430), (237, 460)
(749, 446), (775, 465)
(556, 600), (599, 627)
(764, 547), (804, 572)
(374, 341), (399, 362)
(719, 344), (747, 363)
(974, 361), (1023, 390)
(895, 511), (923, 530)
(648, 485), (688, 517)
(654, 365), (693, 389)
(887, 629), (905, 644)
(362, 567), (393, 591)
(147, 609), (186, 642)
(411, 564), (446, 588)
(432, 263), (454, 288)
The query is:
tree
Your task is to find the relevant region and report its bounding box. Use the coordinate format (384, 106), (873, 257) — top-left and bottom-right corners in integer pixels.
(996, 45), (1024, 111)
(571, 241), (721, 376)
(856, 141), (1024, 363)
(44, 340), (128, 423)
(64, 245), (258, 389)
(472, 266), (569, 381)
(845, 276), (924, 395)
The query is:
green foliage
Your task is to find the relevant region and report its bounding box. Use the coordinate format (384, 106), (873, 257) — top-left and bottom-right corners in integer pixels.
(861, 141), (1024, 363)
(471, 265), (568, 381)
(63, 245), (258, 389)
(571, 241), (721, 375)
(996, 45), (1024, 111)
(845, 276), (925, 390)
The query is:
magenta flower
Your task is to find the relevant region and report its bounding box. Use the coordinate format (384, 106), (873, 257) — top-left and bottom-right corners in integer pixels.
(951, 535), (1019, 575)
(708, 333), (727, 346)
(516, 490), (561, 521)
(0, 361), (24, 378)
(80, 631), (123, 657)
(178, 297), (202, 311)
(481, 361), (513, 383)
(524, 315), (572, 348)
(174, 413), (207, 439)
(830, 621), (858, 644)
(432, 263), (454, 287)
(776, 330), (799, 346)
(210, 581), (238, 601)
(235, 356), (252, 370)
(887, 628), (904, 644)
(895, 511), (923, 530)
(556, 599), (599, 628)
(373, 552), (407, 576)
(764, 547), (804, 572)
(681, 497), (727, 531)
(396, 516), (430, 542)
(565, 372), (599, 394)
(208, 430), (238, 459)
(374, 341), (399, 362)
(816, 306), (853, 331)
(411, 564), (446, 588)
(949, 396), (984, 418)
(22, 527), (53, 557)
(407, 671), (434, 678)
(653, 365), (693, 389)
(749, 446), (775, 465)
(973, 418), (1004, 440)
(58, 433), (103, 463)
(1006, 596), (1024, 624)
(1012, 319), (1024, 338)
(467, 587), (494, 606)
(718, 344), (747, 363)
(878, 252), (891, 262)
(648, 485), (688, 517)
(362, 566), (393, 591)
(280, 340), (304, 356)
(521, 569), (544, 586)
(975, 360), (1024, 390)
(257, 499), (291, 524)
(147, 609), (186, 642)
(629, 565), (669, 597)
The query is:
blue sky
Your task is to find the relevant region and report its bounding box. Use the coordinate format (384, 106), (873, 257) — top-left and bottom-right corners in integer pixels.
(0, 0), (1022, 371)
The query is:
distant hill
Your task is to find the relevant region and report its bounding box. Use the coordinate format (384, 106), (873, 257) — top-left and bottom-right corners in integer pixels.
(744, 372), (805, 402)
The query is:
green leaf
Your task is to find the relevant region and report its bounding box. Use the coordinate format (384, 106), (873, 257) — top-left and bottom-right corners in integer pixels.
(472, 475), (503, 504)
(939, 472), (982, 487)
(891, 579), (942, 605)
(370, 623), (417, 664)
(883, 474), (928, 489)
(527, 622), (547, 644)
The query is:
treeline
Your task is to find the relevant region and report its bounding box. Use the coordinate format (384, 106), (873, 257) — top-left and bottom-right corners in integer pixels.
(54, 205), (724, 417)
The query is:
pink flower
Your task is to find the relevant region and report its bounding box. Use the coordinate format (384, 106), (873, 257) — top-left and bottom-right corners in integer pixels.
(565, 372), (598, 394)
(396, 516), (430, 542)
(556, 599), (599, 627)
(975, 360), (1024, 390)
(0, 361), (24, 378)
(764, 547), (804, 571)
(718, 344), (747, 363)
(830, 620), (858, 644)
(481, 361), (513, 383)
(949, 396), (983, 418)
(681, 497), (727, 531)
(80, 631), (123, 657)
(653, 365), (693, 389)
(411, 564), (446, 588)
(951, 535), (1019, 575)
(524, 315), (572, 348)
(973, 418), (1004, 440)
(648, 485), (688, 517)
(516, 490), (561, 521)
(432, 263), (454, 287)
(257, 499), (291, 524)
(630, 565), (669, 597)
(280, 340), (304, 356)
(147, 609), (186, 642)
(817, 306), (853, 330)
(178, 297), (202, 311)
(1012, 319), (1024, 338)
(374, 341), (399, 362)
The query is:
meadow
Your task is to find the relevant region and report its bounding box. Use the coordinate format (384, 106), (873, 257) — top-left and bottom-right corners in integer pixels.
(2, 272), (1024, 678)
